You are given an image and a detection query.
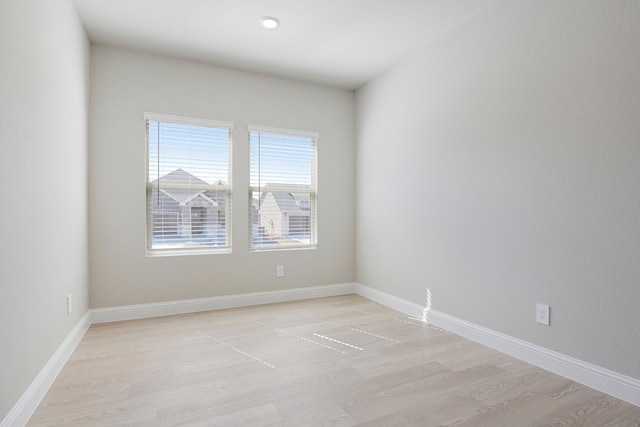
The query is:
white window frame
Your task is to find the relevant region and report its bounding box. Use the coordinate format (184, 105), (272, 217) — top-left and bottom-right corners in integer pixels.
(249, 125), (319, 251)
(145, 112), (233, 256)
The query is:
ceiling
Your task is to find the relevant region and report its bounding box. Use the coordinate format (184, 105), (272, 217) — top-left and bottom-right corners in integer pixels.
(73, 0), (495, 89)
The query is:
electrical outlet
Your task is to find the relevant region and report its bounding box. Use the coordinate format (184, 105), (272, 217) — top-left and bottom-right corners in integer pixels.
(67, 294), (72, 315)
(536, 303), (549, 326)
(276, 265), (285, 278)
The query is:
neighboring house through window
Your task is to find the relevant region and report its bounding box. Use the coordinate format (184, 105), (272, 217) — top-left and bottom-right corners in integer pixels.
(249, 125), (318, 250)
(145, 113), (232, 255)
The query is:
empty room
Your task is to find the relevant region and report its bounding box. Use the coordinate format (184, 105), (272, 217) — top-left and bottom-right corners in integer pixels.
(1, 0), (639, 425)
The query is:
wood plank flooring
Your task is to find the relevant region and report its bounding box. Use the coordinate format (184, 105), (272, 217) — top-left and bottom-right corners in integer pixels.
(28, 295), (640, 426)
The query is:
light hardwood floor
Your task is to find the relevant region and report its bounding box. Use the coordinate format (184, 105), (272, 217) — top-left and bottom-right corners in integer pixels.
(29, 295), (640, 426)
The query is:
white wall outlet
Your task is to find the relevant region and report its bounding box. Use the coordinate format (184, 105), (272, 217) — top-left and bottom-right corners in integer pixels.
(276, 265), (285, 278)
(536, 303), (549, 326)
(67, 294), (72, 315)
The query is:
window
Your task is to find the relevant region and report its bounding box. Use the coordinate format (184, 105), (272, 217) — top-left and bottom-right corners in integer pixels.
(249, 125), (318, 250)
(145, 113), (232, 256)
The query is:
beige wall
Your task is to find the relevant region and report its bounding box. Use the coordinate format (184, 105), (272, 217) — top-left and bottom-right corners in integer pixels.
(356, 0), (640, 379)
(0, 0), (90, 419)
(4, 0), (639, 420)
(89, 45), (355, 308)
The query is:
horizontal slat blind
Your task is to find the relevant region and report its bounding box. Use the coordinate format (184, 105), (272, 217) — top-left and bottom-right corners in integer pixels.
(249, 126), (318, 250)
(146, 114), (232, 255)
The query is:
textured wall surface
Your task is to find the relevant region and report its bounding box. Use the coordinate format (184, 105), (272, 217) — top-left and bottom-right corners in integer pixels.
(89, 45), (355, 308)
(356, 0), (640, 379)
(0, 0), (89, 419)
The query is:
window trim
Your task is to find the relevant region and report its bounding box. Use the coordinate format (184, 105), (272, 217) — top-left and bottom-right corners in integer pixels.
(145, 112), (233, 131)
(144, 112), (233, 257)
(248, 124), (319, 252)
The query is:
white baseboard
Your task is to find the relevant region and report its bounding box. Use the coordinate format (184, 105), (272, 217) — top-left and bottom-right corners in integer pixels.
(3, 283), (355, 426)
(354, 283), (425, 319)
(91, 283), (356, 323)
(353, 283), (640, 408)
(1, 312), (92, 427)
(7, 281), (638, 427)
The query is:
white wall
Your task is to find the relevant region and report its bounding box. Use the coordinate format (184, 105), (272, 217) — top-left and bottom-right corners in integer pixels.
(0, 0), (89, 419)
(89, 45), (355, 308)
(356, 0), (640, 379)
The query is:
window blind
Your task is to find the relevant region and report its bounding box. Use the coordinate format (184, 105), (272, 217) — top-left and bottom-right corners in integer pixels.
(249, 125), (318, 250)
(145, 113), (233, 255)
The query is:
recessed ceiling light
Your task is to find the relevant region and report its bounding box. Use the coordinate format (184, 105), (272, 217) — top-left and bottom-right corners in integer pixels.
(260, 16), (280, 30)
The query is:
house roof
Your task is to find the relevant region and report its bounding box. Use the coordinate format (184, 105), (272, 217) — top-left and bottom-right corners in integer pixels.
(265, 192), (310, 214)
(153, 168), (209, 186)
(152, 169), (221, 205)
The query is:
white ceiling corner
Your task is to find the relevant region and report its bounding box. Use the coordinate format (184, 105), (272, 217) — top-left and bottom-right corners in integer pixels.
(73, 0), (495, 89)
